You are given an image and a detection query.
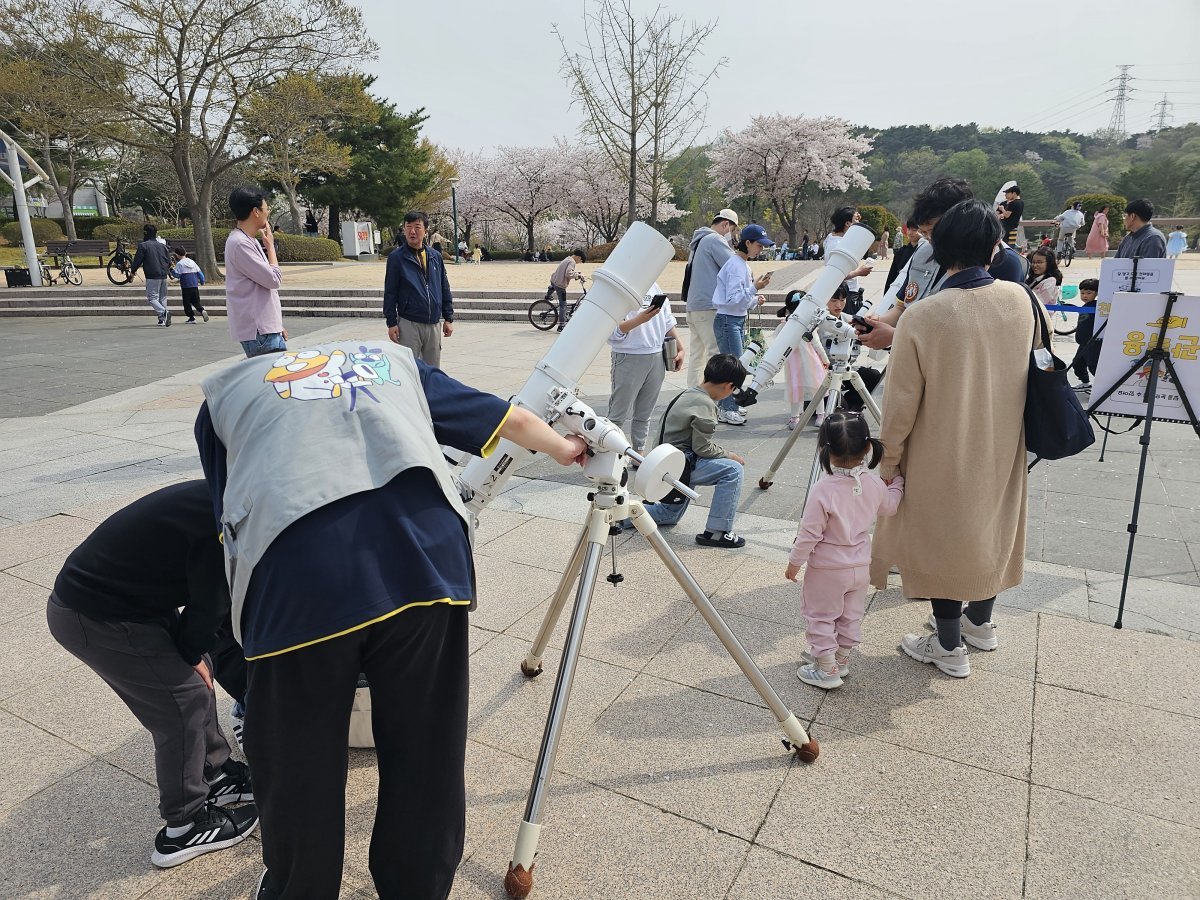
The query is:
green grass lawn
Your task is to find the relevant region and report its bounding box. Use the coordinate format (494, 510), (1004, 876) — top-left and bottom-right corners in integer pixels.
(0, 245), (109, 268)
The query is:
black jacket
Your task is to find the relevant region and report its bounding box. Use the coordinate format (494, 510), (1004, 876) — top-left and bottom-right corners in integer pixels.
(383, 242), (454, 326)
(131, 238), (172, 279)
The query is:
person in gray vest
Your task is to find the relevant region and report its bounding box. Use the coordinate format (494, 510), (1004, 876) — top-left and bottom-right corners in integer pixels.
(684, 208), (741, 387)
(130, 223), (174, 326)
(195, 341), (587, 900)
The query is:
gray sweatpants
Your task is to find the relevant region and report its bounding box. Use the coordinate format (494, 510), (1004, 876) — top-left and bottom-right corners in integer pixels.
(46, 594), (231, 826)
(145, 278), (168, 316)
(608, 350), (666, 452)
(395, 319), (443, 367)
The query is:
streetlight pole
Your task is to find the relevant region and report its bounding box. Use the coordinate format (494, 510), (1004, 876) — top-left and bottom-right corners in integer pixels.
(449, 176), (460, 265)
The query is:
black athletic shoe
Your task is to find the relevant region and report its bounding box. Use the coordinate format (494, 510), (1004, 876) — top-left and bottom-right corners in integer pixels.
(695, 530), (746, 549)
(207, 758), (253, 806)
(151, 801), (257, 868)
(162, 308), (172, 327)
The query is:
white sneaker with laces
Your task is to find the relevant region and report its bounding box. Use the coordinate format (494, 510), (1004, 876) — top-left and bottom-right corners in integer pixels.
(926, 613), (998, 651)
(801, 650), (850, 678)
(796, 661), (843, 689)
(900, 633), (971, 677)
(717, 408), (747, 426)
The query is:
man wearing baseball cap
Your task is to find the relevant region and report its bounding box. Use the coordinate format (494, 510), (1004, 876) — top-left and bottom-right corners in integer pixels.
(683, 208), (742, 387)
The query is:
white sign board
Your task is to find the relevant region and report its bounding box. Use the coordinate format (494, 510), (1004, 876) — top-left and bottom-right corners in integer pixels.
(1094, 257), (1175, 326)
(340, 221), (374, 257)
(1092, 292), (1200, 424)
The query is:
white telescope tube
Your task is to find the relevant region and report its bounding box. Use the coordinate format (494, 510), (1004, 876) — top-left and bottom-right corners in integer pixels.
(459, 223), (675, 513)
(736, 223), (876, 407)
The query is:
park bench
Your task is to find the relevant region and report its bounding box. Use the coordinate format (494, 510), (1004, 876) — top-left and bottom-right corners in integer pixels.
(45, 239), (109, 265)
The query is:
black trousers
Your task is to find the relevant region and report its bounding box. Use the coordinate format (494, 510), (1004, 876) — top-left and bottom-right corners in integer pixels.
(181, 286), (205, 319)
(247, 604), (469, 900)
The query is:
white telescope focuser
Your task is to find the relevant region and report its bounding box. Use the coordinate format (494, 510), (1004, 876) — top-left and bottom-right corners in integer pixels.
(458, 223), (675, 513)
(735, 222), (876, 407)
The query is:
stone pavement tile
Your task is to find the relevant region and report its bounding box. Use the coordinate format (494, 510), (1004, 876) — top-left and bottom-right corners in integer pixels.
(1044, 489), (1184, 541)
(475, 517), (594, 575)
(1153, 449), (1200, 485)
(473, 508), (534, 548)
(451, 773), (748, 900)
(486, 476), (597, 524)
(4, 550), (69, 590)
(642, 607), (820, 718)
(813, 642), (1034, 779)
(104, 732), (159, 788)
(0, 442), (167, 498)
(1032, 684), (1200, 828)
(0, 513), (95, 570)
(0, 609), (81, 701)
(585, 537), (748, 598)
(757, 725), (1026, 899)
(0, 422), (86, 452)
(0, 432), (129, 473)
(1170, 504), (1200, 542)
(473, 556), (568, 634)
(1042, 523), (1197, 585)
(0, 570), (52, 625)
(729, 846), (899, 900)
(470, 625), (498, 656)
(0, 761), (169, 899)
(131, 451), (203, 478)
(710, 554), (805, 629)
(1024, 787), (1200, 900)
(1162, 480), (1200, 511)
(862, 588), (1040, 682)
(1, 662), (141, 754)
(61, 483), (181, 523)
(1044, 466), (1170, 504)
(129, 835), (293, 900)
(1089, 601), (1196, 639)
(507, 585), (695, 671)
(1002, 560), (1091, 617)
(1036, 614), (1200, 717)
(556, 673), (797, 840)
(0, 709), (89, 814)
(466, 633), (635, 762)
(0, 471), (184, 523)
(1085, 569), (1200, 635)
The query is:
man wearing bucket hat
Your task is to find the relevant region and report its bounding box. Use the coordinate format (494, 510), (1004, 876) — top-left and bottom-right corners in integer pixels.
(684, 208), (757, 387)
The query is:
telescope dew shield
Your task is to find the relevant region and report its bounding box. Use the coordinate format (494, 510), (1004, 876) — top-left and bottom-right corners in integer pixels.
(738, 223), (876, 406)
(459, 223), (675, 513)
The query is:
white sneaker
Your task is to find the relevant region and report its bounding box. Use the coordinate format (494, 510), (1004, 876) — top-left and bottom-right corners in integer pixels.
(717, 408), (747, 426)
(926, 613), (998, 651)
(801, 650), (850, 678)
(900, 633), (971, 677)
(796, 662), (843, 689)
(787, 415), (800, 431)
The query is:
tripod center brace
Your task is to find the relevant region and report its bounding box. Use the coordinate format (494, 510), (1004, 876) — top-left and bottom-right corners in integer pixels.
(501, 388), (818, 899)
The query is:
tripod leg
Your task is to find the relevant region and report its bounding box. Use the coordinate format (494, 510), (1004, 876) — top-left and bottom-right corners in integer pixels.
(629, 509), (819, 763)
(758, 374), (832, 490)
(521, 524), (590, 677)
(847, 371), (883, 426)
(505, 511), (608, 899)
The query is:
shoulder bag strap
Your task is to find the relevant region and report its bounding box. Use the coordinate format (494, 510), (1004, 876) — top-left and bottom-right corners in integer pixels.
(657, 390), (689, 446)
(1023, 284), (1052, 352)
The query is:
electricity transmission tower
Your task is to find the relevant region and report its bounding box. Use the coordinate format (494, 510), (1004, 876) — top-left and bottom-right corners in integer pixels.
(1104, 64), (1134, 141)
(1151, 94), (1173, 132)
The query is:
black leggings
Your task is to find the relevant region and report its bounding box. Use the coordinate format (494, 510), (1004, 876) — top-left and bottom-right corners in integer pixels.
(930, 598), (995, 650)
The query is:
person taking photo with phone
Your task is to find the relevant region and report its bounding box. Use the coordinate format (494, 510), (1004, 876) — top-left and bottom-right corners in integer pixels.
(606, 283), (685, 453)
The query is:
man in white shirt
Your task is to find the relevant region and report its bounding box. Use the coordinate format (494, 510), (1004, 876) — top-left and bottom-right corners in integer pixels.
(1054, 202), (1086, 255)
(606, 283), (685, 453)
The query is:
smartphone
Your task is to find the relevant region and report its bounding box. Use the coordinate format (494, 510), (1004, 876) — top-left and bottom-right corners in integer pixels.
(649, 294), (668, 309)
(851, 314), (874, 334)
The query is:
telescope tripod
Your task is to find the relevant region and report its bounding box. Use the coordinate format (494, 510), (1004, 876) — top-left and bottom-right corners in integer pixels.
(502, 477), (818, 899)
(757, 357), (882, 491)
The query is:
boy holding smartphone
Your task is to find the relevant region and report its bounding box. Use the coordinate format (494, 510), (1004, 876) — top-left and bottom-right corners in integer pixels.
(606, 282), (685, 453)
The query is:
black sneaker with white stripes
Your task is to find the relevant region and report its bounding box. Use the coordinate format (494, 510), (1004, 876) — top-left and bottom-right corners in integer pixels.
(151, 801), (258, 868)
(207, 758), (253, 806)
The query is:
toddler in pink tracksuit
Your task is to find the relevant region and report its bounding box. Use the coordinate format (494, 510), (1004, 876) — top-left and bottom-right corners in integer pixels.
(785, 411), (904, 689)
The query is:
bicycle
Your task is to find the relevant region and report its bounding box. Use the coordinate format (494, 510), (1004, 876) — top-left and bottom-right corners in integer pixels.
(107, 237), (135, 285)
(36, 252), (83, 286)
(1054, 227), (1076, 268)
(1052, 283), (1081, 337)
(528, 273), (587, 331)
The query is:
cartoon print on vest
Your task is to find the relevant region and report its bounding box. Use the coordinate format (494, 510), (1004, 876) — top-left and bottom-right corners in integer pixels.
(348, 346), (402, 385)
(264, 349), (347, 401)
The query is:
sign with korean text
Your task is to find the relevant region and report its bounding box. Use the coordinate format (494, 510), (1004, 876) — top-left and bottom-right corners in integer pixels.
(1092, 292), (1200, 424)
(1094, 258), (1176, 326)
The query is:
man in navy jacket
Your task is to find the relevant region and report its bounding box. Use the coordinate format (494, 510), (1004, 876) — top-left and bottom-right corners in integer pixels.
(383, 211), (455, 367)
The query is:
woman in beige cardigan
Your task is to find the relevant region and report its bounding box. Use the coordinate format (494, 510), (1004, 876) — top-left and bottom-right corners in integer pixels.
(869, 199), (1036, 678)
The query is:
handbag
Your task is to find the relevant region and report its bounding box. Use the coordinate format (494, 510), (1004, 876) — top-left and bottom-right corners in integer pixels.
(1022, 286), (1095, 462)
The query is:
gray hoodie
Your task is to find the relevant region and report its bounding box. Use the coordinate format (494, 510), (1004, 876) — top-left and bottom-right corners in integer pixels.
(685, 226), (735, 313)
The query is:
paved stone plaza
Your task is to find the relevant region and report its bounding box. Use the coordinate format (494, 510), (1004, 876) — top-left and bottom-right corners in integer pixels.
(1, 260), (1198, 898)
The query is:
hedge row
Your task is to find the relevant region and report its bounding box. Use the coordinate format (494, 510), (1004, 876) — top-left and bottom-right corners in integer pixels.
(155, 227), (341, 262)
(0, 218), (64, 245)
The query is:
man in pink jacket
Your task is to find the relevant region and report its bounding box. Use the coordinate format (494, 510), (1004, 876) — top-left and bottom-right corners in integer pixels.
(225, 187), (287, 358)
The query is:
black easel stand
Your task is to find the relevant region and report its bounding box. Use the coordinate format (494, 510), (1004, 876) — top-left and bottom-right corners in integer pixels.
(1084, 291), (1200, 627)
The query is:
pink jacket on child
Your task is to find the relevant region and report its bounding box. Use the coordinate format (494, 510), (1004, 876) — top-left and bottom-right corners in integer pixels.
(789, 470), (904, 570)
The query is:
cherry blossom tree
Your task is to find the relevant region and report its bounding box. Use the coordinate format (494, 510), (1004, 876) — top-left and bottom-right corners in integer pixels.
(708, 115), (873, 247)
(559, 141), (683, 245)
(429, 148), (492, 248)
(477, 146), (571, 253)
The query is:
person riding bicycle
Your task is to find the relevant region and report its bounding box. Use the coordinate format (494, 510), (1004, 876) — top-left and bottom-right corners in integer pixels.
(547, 249), (586, 333)
(1053, 202), (1085, 255)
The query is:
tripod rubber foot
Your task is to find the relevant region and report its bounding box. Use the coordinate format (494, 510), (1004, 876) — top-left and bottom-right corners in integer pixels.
(783, 738), (820, 763)
(758, 478), (773, 490)
(504, 862), (534, 898)
(520, 660), (544, 678)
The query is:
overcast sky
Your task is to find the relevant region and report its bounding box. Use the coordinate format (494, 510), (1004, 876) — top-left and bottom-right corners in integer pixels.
(356, 0), (1200, 152)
